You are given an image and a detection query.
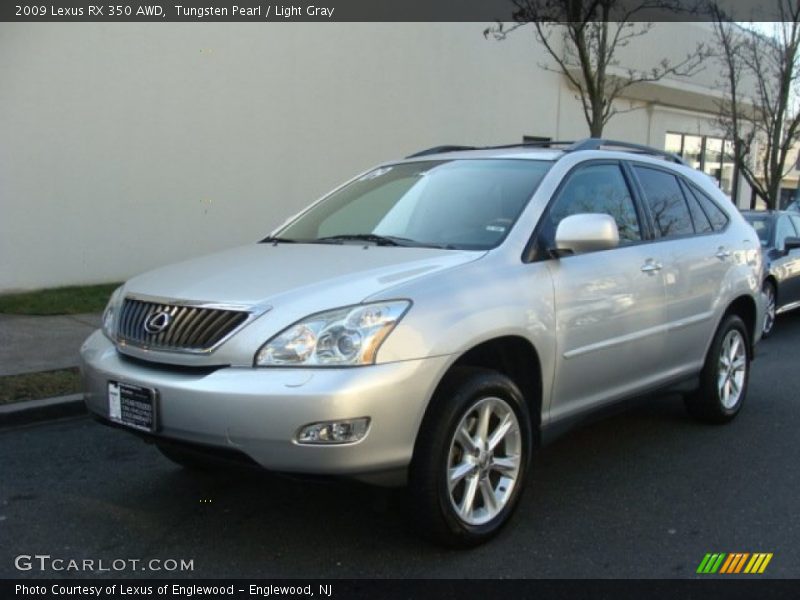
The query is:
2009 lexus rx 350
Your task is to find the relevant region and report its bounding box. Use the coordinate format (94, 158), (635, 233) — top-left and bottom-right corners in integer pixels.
(81, 139), (764, 546)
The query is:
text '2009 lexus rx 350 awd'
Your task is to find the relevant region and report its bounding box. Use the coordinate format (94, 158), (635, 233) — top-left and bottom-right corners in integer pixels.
(82, 139), (764, 546)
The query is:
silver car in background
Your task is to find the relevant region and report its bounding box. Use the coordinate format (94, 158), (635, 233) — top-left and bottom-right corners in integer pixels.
(81, 139), (764, 546)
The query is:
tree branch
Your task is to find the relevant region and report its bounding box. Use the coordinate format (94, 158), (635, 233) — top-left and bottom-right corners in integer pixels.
(485, 0), (709, 136)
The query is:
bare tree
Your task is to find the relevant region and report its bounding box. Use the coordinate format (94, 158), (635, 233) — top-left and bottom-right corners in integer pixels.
(710, 2), (800, 210)
(485, 0), (707, 137)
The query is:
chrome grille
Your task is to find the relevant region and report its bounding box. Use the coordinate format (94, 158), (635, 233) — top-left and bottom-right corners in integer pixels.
(116, 298), (250, 353)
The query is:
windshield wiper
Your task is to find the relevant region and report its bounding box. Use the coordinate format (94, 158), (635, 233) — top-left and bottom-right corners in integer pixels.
(259, 236), (299, 244)
(315, 234), (447, 249)
(316, 234), (402, 246)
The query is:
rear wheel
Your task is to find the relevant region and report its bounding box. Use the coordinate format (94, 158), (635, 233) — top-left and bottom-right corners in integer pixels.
(762, 280), (776, 338)
(409, 368), (533, 547)
(685, 314), (750, 424)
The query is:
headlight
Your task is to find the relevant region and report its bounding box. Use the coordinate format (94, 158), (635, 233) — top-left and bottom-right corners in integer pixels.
(102, 286), (124, 340)
(255, 300), (410, 367)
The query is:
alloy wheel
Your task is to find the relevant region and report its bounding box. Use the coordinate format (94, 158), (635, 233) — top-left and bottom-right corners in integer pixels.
(446, 396), (522, 526)
(717, 329), (747, 409)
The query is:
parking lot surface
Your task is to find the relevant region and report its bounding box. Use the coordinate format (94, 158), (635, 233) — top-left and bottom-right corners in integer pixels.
(2, 314), (799, 579)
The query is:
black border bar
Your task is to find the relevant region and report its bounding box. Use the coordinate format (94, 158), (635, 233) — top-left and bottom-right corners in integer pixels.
(0, 0), (787, 23)
(4, 579), (800, 600)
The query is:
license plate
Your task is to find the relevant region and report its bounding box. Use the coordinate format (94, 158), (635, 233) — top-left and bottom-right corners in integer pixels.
(108, 381), (157, 432)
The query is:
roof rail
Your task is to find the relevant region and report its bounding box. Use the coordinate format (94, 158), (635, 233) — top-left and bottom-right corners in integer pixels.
(567, 138), (687, 165)
(484, 140), (578, 150)
(405, 138), (687, 165)
(406, 145), (477, 158)
(406, 140), (576, 158)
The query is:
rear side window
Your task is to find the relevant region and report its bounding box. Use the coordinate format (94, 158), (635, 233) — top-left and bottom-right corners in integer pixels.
(633, 166), (694, 238)
(679, 180), (713, 233)
(685, 183), (730, 231)
(543, 163), (642, 246)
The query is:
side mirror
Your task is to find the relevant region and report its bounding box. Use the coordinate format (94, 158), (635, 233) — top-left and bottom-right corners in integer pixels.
(784, 236), (800, 253)
(553, 213), (620, 256)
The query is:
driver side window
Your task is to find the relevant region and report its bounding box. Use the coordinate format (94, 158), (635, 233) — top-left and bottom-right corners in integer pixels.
(540, 163), (641, 251)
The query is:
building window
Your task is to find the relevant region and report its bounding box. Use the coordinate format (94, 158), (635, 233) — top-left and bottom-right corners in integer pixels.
(664, 133), (735, 198)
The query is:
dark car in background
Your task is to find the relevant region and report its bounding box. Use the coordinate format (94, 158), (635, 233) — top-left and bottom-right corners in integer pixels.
(742, 211), (800, 336)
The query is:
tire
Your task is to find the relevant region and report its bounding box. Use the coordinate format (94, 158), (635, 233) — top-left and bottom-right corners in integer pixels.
(409, 367), (533, 547)
(685, 314), (750, 424)
(762, 280), (776, 338)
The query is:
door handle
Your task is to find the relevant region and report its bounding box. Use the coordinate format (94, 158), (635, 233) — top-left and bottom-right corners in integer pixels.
(641, 260), (663, 274)
(715, 247), (732, 260)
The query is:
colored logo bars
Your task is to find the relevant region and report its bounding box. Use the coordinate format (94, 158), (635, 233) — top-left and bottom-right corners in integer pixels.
(697, 553), (773, 574)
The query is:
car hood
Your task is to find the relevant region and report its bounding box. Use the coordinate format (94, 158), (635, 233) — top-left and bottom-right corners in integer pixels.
(123, 242), (485, 307)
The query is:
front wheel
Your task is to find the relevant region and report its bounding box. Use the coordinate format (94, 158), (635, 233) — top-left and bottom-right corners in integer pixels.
(685, 314), (750, 424)
(409, 368), (533, 547)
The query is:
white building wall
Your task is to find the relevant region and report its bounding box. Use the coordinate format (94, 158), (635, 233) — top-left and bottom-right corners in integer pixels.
(0, 22), (733, 292)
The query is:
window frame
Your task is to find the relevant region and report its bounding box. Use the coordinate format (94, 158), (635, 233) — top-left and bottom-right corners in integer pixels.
(524, 159), (651, 263)
(681, 179), (732, 234)
(680, 180), (715, 234)
(523, 158), (735, 264)
(677, 178), (714, 234)
(627, 162), (698, 241)
(626, 159), (731, 240)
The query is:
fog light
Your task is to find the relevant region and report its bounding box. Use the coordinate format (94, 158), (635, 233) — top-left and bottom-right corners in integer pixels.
(296, 418), (370, 444)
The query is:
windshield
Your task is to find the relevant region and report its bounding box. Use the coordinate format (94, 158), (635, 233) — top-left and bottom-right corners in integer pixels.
(275, 159), (553, 250)
(744, 215), (772, 247)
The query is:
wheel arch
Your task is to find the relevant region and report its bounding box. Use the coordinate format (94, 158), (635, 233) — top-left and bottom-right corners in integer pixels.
(421, 336), (543, 444)
(721, 294), (758, 354)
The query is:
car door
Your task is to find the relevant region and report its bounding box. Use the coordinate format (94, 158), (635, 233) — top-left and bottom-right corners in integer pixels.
(629, 165), (730, 376)
(772, 215), (800, 310)
(538, 161), (667, 422)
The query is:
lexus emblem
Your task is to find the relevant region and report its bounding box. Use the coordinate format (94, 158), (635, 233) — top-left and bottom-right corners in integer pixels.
(144, 310), (172, 334)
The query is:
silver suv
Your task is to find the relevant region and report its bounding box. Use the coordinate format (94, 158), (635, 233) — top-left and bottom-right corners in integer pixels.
(81, 139), (764, 546)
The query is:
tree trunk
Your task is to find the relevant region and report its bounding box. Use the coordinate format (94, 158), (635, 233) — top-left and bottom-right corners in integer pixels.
(767, 178), (781, 211)
(589, 118), (603, 137)
(589, 99), (604, 137)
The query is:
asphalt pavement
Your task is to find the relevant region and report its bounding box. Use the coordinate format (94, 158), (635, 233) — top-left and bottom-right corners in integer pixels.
(1, 313), (799, 579)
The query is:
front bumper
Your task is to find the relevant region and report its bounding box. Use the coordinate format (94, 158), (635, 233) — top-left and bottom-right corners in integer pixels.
(80, 330), (449, 480)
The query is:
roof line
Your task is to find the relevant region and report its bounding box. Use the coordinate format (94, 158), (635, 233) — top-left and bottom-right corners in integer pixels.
(405, 138), (686, 165)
